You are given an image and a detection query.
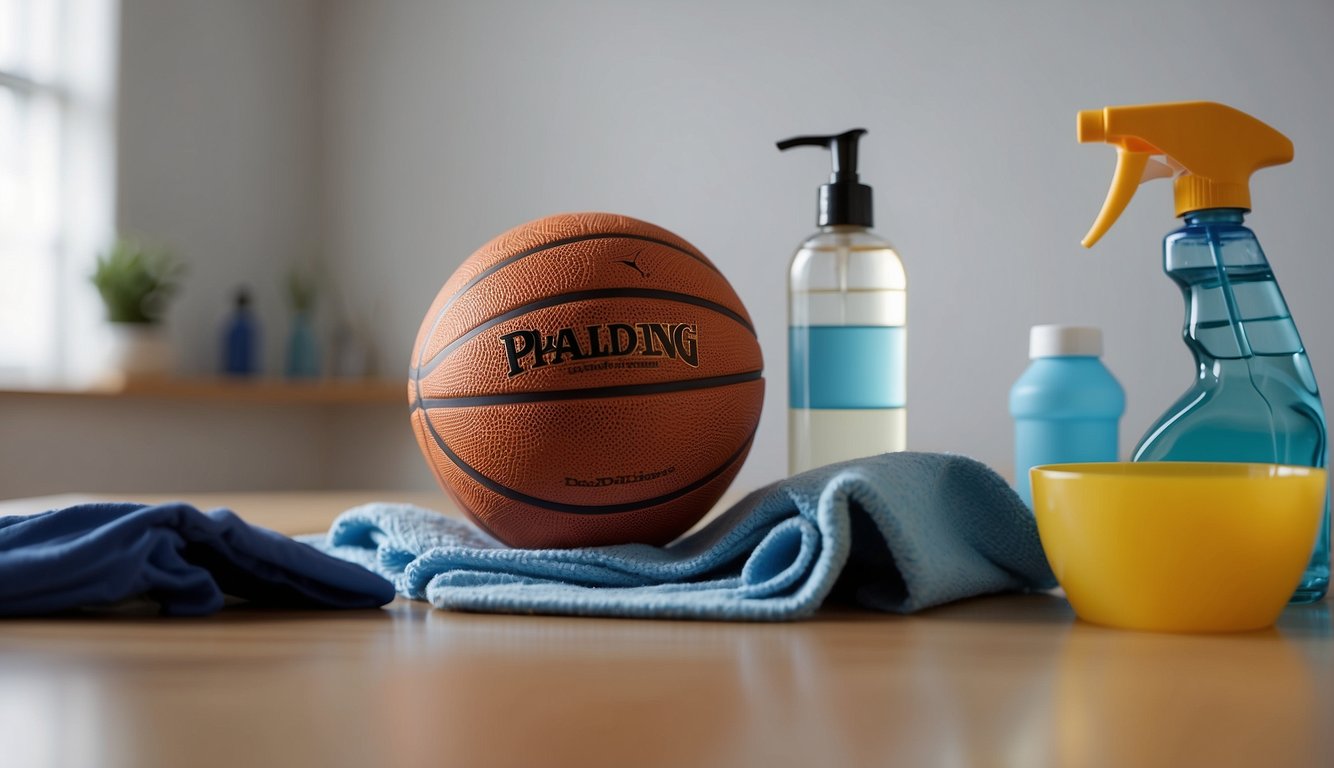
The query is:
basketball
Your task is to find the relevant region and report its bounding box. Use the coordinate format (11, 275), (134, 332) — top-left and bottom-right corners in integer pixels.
(408, 212), (764, 549)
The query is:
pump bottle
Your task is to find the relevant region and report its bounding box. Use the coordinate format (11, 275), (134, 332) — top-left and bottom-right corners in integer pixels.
(778, 129), (906, 474)
(1079, 101), (1329, 603)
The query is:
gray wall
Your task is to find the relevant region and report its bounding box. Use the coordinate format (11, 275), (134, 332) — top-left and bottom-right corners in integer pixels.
(320, 0), (1334, 490)
(118, 0), (322, 374)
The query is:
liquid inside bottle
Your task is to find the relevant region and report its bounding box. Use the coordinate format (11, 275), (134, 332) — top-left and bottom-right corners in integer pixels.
(789, 226), (906, 474)
(1133, 209), (1329, 602)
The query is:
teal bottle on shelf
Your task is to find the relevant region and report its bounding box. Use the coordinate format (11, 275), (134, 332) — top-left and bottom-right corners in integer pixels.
(284, 269), (321, 379)
(285, 312), (320, 379)
(1078, 101), (1329, 603)
(1010, 326), (1124, 508)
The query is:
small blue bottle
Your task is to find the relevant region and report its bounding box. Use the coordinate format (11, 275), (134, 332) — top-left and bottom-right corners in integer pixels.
(1010, 325), (1125, 507)
(222, 288), (258, 376)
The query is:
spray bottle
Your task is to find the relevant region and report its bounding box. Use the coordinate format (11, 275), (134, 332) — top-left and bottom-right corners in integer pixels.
(778, 129), (907, 474)
(1079, 101), (1328, 603)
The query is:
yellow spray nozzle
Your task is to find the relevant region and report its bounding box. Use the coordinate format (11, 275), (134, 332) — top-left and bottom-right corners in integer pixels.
(1077, 101), (1293, 248)
(1076, 109), (1107, 143)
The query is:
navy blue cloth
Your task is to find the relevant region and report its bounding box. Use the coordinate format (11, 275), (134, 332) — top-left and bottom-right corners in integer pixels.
(0, 502), (396, 616)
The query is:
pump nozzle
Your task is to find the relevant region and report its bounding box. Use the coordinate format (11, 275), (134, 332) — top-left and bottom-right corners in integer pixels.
(1077, 102), (1293, 248)
(777, 128), (874, 227)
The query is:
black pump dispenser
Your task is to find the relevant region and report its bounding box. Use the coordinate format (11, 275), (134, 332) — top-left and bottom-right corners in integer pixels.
(776, 128), (873, 227)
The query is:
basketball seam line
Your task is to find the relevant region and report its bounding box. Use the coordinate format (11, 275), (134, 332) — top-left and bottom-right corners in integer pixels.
(410, 370), (763, 410)
(444, 232), (720, 314)
(412, 231), (723, 380)
(420, 405), (758, 516)
(411, 287), (756, 378)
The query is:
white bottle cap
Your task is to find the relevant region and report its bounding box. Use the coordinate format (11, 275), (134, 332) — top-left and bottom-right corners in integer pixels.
(1029, 325), (1102, 358)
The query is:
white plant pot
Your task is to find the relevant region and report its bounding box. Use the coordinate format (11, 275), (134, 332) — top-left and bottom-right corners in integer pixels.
(105, 323), (174, 378)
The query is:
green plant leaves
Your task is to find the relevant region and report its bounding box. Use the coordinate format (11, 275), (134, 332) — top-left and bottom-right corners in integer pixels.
(91, 238), (185, 324)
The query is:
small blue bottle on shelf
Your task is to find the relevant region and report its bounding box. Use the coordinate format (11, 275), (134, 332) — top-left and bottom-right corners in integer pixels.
(285, 311), (320, 379)
(1009, 325), (1125, 507)
(222, 288), (258, 376)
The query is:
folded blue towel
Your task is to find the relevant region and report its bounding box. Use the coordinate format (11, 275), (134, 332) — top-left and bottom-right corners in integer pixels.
(311, 452), (1055, 620)
(0, 502), (396, 617)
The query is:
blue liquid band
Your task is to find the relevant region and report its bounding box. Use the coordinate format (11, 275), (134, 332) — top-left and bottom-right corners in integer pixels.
(789, 325), (906, 409)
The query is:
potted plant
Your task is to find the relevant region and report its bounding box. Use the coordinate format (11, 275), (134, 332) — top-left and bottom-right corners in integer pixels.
(91, 237), (185, 377)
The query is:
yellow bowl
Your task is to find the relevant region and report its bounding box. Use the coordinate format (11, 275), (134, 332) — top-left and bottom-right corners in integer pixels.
(1030, 462), (1325, 633)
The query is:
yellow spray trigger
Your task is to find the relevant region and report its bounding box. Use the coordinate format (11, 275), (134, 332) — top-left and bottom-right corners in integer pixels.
(1077, 102), (1294, 249)
(1082, 148), (1150, 248)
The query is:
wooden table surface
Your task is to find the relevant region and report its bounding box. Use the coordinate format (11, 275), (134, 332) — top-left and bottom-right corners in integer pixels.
(1, 491), (1330, 768)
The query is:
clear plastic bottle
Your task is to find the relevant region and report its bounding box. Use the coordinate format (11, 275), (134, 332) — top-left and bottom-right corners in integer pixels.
(788, 226), (906, 474)
(779, 129), (906, 474)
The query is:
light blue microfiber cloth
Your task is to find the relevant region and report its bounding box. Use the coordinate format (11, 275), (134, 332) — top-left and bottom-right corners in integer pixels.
(310, 452), (1055, 620)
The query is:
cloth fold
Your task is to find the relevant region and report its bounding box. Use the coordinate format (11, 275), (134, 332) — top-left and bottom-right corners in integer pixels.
(0, 502), (396, 616)
(312, 452), (1055, 620)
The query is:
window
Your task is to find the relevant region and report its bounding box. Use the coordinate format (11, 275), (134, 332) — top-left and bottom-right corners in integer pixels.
(0, 0), (116, 382)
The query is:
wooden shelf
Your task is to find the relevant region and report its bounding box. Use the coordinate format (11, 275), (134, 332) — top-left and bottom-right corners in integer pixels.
(0, 375), (406, 405)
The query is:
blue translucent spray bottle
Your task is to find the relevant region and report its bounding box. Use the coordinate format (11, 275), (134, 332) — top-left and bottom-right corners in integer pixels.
(1078, 101), (1328, 603)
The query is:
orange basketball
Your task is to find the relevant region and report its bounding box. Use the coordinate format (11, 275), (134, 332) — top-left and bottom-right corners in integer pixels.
(408, 212), (764, 549)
